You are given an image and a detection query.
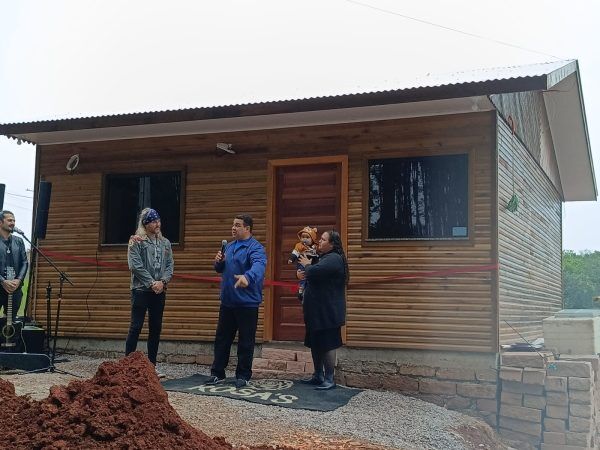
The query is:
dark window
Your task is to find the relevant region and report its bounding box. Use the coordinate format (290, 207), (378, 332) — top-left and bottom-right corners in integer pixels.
(103, 172), (182, 244)
(368, 154), (468, 240)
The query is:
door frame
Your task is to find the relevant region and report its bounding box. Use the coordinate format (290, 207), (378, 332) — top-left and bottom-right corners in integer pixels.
(263, 155), (349, 342)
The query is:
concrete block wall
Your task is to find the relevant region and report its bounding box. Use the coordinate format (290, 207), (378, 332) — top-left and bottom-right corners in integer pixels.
(251, 347), (315, 379)
(499, 352), (599, 450)
(55, 337), (216, 364)
(336, 351), (499, 427)
(57, 339), (318, 379)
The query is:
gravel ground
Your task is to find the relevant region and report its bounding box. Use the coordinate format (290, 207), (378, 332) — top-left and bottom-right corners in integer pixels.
(1, 354), (508, 450)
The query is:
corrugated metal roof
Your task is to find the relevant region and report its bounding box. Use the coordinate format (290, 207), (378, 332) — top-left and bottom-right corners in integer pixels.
(402, 59), (574, 88)
(0, 59), (575, 129)
(0, 59), (594, 201)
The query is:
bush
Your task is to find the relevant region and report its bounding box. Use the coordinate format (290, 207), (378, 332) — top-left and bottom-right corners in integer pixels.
(563, 250), (600, 309)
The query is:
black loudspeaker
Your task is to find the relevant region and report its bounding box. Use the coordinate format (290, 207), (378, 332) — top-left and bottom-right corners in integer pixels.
(35, 181), (52, 239)
(0, 183), (5, 210)
(0, 352), (50, 371)
(21, 325), (45, 354)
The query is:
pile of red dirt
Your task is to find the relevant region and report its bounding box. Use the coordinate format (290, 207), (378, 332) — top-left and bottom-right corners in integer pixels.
(0, 352), (289, 449)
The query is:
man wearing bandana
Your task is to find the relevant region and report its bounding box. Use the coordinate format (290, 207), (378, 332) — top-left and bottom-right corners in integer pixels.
(125, 208), (174, 374)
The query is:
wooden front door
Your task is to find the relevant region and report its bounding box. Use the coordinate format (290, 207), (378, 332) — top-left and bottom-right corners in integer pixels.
(272, 162), (342, 341)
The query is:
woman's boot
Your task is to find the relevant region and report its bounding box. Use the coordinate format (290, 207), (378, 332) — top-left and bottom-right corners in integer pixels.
(300, 348), (324, 385)
(315, 349), (336, 390)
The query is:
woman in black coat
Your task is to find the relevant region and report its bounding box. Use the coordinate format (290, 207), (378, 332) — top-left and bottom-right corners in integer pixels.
(297, 230), (348, 390)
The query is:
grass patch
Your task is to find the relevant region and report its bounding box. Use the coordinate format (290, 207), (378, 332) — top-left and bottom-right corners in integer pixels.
(18, 275), (29, 316)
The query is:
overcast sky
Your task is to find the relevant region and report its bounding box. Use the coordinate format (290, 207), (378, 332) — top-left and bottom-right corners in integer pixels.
(1, 0), (598, 250)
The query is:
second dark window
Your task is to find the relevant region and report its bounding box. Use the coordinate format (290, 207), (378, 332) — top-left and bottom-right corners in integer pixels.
(368, 154), (469, 240)
(103, 172), (182, 244)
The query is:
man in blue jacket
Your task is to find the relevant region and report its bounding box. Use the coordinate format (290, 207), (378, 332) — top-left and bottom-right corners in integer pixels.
(208, 214), (267, 388)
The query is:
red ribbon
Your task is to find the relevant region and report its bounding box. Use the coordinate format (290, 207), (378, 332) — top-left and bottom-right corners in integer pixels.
(42, 250), (299, 291)
(40, 250), (498, 290)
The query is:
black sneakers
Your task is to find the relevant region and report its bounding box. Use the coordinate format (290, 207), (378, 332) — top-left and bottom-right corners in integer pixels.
(205, 375), (226, 385)
(300, 375), (324, 385)
(205, 376), (249, 387)
(315, 380), (336, 390)
(235, 378), (249, 388)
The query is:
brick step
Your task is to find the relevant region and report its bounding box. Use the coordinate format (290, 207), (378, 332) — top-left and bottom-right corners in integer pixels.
(252, 369), (307, 380)
(253, 347), (314, 375)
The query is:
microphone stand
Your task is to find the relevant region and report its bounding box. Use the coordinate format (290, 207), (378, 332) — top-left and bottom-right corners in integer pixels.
(13, 230), (78, 376)
(46, 281), (52, 351)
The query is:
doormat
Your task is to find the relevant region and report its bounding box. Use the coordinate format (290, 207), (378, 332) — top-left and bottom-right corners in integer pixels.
(162, 375), (362, 411)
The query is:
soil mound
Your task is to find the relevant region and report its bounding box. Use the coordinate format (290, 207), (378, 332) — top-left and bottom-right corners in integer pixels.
(0, 352), (286, 449)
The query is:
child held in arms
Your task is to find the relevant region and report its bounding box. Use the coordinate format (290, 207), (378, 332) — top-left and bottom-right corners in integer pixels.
(288, 226), (318, 301)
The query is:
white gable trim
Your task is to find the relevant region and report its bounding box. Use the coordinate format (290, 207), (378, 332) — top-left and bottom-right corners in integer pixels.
(18, 96), (494, 145)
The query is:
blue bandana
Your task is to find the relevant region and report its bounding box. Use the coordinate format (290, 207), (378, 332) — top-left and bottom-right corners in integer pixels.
(142, 209), (160, 225)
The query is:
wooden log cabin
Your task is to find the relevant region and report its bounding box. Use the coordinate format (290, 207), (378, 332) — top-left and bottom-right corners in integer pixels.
(0, 60), (596, 382)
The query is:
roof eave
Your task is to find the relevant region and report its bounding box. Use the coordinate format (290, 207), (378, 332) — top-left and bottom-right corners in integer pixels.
(544, 67), (597, 201)
(0, 76), (548, 141)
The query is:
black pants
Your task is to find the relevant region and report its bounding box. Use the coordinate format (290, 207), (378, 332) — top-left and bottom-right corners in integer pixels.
(211, 305), (258, 380)
(0, 288), (22, 320)
(125, 289), (165, 364)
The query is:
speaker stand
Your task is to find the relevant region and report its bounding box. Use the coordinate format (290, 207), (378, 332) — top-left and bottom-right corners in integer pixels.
(9, 231), (78, 377)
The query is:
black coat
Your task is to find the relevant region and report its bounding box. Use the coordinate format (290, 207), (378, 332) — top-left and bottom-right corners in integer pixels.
(0, 235), (28, 285)
(302, 251), (346, 331)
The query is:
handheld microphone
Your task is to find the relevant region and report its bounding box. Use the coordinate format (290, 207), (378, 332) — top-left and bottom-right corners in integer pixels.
(221, 239), (228, 254)
(12, 227), (25, 235)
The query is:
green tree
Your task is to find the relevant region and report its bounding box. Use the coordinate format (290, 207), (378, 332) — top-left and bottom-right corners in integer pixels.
(563, 250), (600, 309)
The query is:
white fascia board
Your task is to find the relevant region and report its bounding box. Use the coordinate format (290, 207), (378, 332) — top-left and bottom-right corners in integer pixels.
(544, 73), (597, 201)
(20, 96), (494, 145)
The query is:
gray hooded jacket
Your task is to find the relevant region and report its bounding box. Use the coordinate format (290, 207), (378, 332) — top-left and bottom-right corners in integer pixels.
(128, 235), (174, 291)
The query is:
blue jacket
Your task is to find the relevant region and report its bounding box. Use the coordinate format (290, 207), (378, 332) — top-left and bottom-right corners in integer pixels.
(214, 236), (266, 307)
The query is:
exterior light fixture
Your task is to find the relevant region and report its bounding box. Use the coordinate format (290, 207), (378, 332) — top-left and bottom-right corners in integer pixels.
(216, 143), (235, 154)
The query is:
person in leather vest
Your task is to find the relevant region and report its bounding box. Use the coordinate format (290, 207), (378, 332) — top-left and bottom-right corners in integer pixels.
(0, 210), (28, 320)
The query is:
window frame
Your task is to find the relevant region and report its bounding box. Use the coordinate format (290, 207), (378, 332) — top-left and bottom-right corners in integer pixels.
(362, 147), (475, 246)
(99, 168), (186, 249)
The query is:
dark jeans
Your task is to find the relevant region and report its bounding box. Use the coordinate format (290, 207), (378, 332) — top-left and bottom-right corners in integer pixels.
(211, 305), (258, 381)
(0, 288), (22, 320)
(125, 289), (165, 364)
(296, 263), (306, 289)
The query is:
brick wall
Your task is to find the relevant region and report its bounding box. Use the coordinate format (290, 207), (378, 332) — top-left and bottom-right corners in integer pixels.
(338, 351), (599, 449)
(337, 357), (499, 427)
(252, 347), (315, 379)
(499, 352), (599, 450)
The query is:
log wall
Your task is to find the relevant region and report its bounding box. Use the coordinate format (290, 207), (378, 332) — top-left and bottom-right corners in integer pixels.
(31, 111), (497, 352)
(490, 91), (563, 196)
(497, 115), (563, 344)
